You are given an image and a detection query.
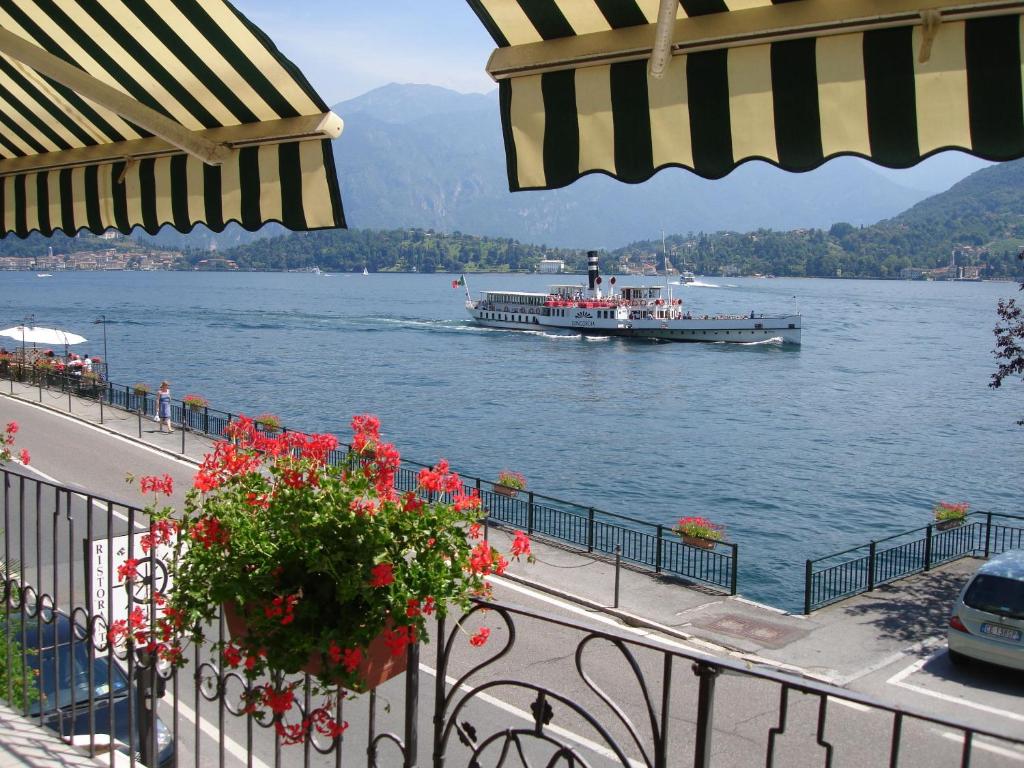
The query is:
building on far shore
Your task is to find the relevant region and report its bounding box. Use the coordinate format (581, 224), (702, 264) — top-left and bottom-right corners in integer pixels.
(538, 259), (564, 274)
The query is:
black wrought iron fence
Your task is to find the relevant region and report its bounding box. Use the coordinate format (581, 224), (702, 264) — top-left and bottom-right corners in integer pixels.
(3, 369), (738, 594)
(2, 467), (1021, 768)
(804, 512), (1024, 613)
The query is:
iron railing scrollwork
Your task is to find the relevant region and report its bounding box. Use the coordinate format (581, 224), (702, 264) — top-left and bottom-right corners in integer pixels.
(2, 468), (1023, 766)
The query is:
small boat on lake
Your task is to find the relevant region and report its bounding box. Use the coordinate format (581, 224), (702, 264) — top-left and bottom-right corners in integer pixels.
(461, 252), (801, 345)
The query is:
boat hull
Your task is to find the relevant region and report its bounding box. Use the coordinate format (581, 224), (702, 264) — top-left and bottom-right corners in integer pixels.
(467, 306), (801, 345)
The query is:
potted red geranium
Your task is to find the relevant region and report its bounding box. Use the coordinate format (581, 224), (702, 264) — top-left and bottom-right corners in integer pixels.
(495, 469), (527, 497)
(110, 414), (531, 745)
(673, 516), (725, 550)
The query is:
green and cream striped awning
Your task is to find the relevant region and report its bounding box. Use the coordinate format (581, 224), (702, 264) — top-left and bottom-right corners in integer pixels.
(0, 0), (344, 238)
(468, 0), (1024, 190)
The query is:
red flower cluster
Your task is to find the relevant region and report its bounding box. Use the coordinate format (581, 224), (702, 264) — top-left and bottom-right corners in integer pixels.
(369, 562), (394, 588)
(263, 593), (299, 626)
(189, 516), (229, 549)
(327, 641), (363, 673)
(510, 531), (531, 559)
(140, 474), (174, 496)
(383, 625), (417, 656)
(1, 422), (29, 466)
(469, 541), (509, 576)
(469, 627), (490, 647)
(141, 518), (179, 554)
(117, 558), (139, 581)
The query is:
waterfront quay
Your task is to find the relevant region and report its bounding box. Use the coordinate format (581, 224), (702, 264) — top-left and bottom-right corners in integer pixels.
(1, 381), (1022, 767)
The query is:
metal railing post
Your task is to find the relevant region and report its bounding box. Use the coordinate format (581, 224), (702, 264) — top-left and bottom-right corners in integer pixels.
(99, 391), (104, 423)
(203, 406), (209, 436)
(924, 524), (933, 572)
(729, 544), (738, 596)
(527, 491), (535, 535)
(137, 407), (142, 438)
(587, 507), (595, 552)
(404, 643), (419, 768)
(804, 560), (813, 615)
(181, 420), (186, 454)
(867, 541), (876, 592)
(692, 663), (720, 768)
(614, 545), (621, 608)
(984, 512), (992, 558)
(655, 525), (664, 574)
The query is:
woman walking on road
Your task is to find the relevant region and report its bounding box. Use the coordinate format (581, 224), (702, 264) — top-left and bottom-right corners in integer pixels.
(157, 381), (173, 433)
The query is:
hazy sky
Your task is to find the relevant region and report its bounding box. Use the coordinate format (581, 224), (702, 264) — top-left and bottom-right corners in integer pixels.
(233, 1), (497, 106)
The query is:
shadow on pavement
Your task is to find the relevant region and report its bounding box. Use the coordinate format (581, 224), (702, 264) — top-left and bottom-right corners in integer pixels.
(921, 648), (1024, 697)
(839, 569), (972, 645)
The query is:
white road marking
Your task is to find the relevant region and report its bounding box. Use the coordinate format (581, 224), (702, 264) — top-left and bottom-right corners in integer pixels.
(419, 662), (646, 768)
(493, 575), (706, 655)
(936, 730), (1024, 761)
(886, 654), (1024, 723)
(1, 393), (199, 469)
(827, 696), (871, 712)
(173, 697), (271, 768)
(833, 636), (945, 686)
(13, 461), (146, 530)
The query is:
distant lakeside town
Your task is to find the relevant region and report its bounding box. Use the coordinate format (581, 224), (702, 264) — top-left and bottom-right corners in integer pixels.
(0, 225), (1021, 281)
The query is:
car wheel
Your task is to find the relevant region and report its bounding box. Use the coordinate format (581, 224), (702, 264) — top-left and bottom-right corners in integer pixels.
(948, 649), (969, 666)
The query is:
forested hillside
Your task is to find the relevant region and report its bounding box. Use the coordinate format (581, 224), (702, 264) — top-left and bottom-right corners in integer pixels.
(193, 228), (589, 273)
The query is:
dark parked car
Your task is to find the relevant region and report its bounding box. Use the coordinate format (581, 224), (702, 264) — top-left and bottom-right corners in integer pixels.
(3, 609), (174, 767)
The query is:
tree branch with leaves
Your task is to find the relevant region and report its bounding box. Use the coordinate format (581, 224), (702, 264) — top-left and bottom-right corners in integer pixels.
(991, 251), (1024, 425)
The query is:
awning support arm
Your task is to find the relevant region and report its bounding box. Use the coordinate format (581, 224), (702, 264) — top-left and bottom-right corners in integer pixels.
(918, 9), (943, 62)
(0, 26), (230, 166)
(649, 0), (678, 79)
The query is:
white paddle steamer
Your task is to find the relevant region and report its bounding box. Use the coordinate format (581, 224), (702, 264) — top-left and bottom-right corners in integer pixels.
(463, 252), (800, 345)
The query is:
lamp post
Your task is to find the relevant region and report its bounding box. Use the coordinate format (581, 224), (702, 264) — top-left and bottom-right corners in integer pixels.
(21, 313), (33, 362)
(93, 315), (108, 379)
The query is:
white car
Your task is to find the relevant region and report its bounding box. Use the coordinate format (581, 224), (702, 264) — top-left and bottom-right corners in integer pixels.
(947, 549), (1024, 671)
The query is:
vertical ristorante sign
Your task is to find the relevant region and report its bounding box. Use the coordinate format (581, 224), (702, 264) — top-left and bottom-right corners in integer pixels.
(88, 533), (174, 637)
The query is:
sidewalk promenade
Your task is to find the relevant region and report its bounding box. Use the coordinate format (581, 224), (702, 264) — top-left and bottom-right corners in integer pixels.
(0, 704), (115, 767)
(0, 379), (975, 689)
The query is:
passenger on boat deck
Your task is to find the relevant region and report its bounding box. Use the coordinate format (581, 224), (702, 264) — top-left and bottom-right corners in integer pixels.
(750, 310), (755, 318)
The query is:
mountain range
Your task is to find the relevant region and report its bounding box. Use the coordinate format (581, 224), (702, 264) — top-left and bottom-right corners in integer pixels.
(136, 82), (989, 252)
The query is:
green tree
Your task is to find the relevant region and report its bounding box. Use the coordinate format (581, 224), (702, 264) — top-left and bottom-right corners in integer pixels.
(992, 252), (1024, 425)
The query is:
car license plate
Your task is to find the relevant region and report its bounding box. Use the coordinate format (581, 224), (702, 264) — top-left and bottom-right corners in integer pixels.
(980, 623), (1022, 641)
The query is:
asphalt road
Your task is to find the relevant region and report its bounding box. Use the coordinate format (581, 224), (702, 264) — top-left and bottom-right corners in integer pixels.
(2, 393), (1022, 767)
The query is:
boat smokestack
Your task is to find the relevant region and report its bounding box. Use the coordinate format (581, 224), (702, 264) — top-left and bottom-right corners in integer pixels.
(587, 251), (599, 293)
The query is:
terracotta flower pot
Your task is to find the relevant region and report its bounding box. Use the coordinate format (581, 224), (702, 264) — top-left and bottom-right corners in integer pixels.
(682, 534), (716, 550)
(935, 518), (964, 531)
(222, 602), (408, 692)
(494, 484), (518, 498)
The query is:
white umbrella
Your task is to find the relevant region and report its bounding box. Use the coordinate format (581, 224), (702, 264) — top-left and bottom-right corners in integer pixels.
(0, 326), (87, 346)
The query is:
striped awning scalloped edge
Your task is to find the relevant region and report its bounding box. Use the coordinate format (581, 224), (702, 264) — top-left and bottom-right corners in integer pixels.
(469, 0), (1024, 191)
(0, 0), (344, 238)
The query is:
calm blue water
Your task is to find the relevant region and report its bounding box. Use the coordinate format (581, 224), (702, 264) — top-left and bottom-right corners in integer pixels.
(3, 270), (1022, 610)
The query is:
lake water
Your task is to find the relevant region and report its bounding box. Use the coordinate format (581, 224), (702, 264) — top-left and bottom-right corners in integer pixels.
(3, 270), (1021, 611)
